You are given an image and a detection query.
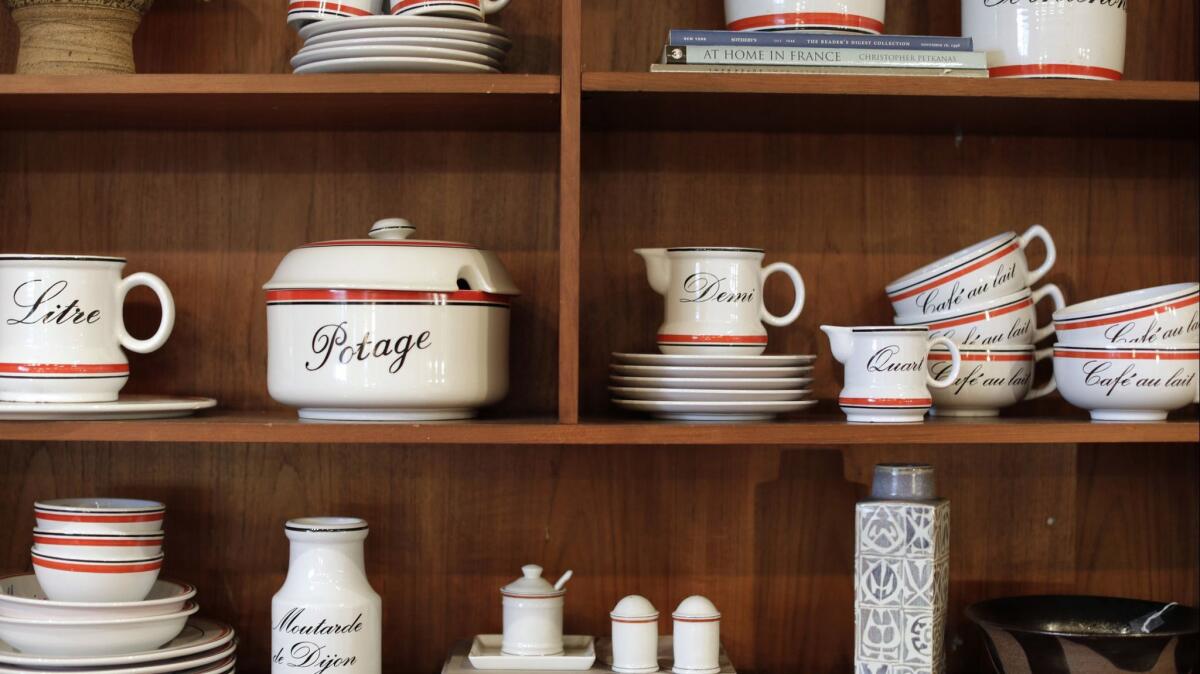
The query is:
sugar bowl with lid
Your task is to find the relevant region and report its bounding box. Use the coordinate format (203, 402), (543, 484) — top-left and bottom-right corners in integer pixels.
(264, 218), (520, 421)
(500, 564), (573, 656)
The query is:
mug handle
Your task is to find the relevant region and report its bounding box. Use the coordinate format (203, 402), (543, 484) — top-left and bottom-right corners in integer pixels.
(1031, 283), (1066, 343)
(925, 337), (961, 389)
(481, 0), (510, 14)
(1024, 347), (1057, 401)
(116, 272), (175, 354)
(759, 262), (805, 327)
(1020, 224), (1057, 286)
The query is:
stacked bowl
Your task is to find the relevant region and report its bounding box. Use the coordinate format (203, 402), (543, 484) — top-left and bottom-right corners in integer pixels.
(886, 225), (1063, 416)
(1050, 283), (1199, 421)
(0, 499), (236, 672)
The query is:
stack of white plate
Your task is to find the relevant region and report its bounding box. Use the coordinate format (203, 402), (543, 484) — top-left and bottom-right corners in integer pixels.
(292, 16), (511, 74)
(610, 353), (818, 421)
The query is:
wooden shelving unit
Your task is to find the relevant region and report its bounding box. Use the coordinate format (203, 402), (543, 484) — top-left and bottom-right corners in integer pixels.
(0, 1), (1196, 672)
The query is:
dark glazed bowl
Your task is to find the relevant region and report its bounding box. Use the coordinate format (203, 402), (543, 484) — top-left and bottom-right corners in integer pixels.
(967, 596), (1198, 673)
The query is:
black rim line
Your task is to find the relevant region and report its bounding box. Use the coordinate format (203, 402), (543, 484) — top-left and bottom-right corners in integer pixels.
(0, 255), (125, 263)
(665, 247), (764, 253)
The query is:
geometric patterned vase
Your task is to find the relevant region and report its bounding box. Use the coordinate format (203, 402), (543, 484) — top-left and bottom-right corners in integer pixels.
(855, 464), (950, 674)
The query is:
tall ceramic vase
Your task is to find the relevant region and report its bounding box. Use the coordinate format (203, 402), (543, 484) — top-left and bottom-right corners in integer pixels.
(5, 0), (154, 74)
(272, 517), (382, 674)
(854, 464), (949, 674)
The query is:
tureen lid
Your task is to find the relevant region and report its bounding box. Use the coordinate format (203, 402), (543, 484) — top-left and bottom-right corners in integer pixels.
(501, 564), (569, 598)
(262, 218), (520, 295)
(673, 595), (720, 620)
(611, 595), (659, 620)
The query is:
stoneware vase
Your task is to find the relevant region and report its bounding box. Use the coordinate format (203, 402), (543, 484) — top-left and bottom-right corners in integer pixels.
(5, 0), (154, 74)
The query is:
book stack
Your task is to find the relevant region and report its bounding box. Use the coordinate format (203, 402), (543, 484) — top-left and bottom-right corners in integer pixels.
(654, 30), (989, 78)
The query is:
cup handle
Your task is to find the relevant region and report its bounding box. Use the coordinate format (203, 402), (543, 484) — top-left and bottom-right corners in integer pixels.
(481, 0), (510, 14)
(1024, 347), (1057, 401)
(759, 262), (805, 327)
(1031, 283), (1066, 343)
(925, 337), (961, 390)
(116, 272), (175, 354)
(1020, 224), (1057, 286)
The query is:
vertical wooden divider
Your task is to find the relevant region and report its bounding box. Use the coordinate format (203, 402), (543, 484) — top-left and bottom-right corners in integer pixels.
(558, 0), (583, 423)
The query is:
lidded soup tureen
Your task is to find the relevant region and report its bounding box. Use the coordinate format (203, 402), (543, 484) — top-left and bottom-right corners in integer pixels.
(264, 218), (520, 421)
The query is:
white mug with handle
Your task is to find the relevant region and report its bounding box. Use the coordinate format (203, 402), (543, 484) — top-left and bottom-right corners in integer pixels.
(389, 0), (510, 21)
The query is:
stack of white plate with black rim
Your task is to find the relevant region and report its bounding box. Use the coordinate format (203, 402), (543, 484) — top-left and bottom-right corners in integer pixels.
(610, 353), (818, 421)
(292, 16), (511, 73)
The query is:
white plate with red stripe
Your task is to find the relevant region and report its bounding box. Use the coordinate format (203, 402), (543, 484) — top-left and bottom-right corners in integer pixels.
(0, 643), (234, 673)
(0, 617), (233, 667)
(294, 55), (499, 74)
(611, 364), (812, 379)
(298, 14), (509, 40)
(303, 25), (512, 50)
(613, 399), (817, 421)
(610, 387), (811, 402)
(612, 353), (817, 367)
(297, 35), (506, 59)
(291, 44), (501, 69)
(0, 395), (216, 421)
(610, 376), (812, 390)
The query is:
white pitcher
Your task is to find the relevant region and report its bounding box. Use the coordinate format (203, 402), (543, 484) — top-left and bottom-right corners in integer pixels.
(636, 247), (805, 356)
(822, 325), (961, 423)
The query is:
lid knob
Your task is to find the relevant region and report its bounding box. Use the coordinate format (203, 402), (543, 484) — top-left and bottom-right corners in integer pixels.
(521, 564), (544, 579)
(369, 218), (416, 241)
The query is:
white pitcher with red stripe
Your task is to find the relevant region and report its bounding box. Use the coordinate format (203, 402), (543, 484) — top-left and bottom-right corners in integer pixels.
(822, 325), (962, 423)
(636, 247), (805, 356)
(0, 255), (174, 403)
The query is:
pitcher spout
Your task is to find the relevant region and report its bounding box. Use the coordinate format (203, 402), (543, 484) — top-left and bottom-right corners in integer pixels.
(634, 248), (670, 295)
(821, 325), (853, 364)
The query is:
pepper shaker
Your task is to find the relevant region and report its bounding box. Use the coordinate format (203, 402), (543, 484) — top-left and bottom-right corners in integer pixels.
(610, 595), (659, 673)
(672, 596), (720, 674)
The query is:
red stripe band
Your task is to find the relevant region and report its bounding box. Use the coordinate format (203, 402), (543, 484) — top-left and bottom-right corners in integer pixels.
(266, 289), (511, 304)
(839, 397), (932, 406)
(301, 240), (475, 249)
(657, 334), (768, 344)
(1056, 296), (1200, 330)
(990, 64), (1123, 80)
(34, 536), (162, 546)
(611, 616), (659, 624)
(925, 298), (1032, 331)
(889, 242), (1020, 302)
(501, 592), (564, 599)
(929, 353), (1033, 362)
(36, 512), (163, 523)
(287, 1), (373, 15)
(672, 616), (721, 623)
(1055, 350), (1198, 360)
(32, 557), (162, 574)
(0, 363), (128, 374)
(726, 12), (883, 33)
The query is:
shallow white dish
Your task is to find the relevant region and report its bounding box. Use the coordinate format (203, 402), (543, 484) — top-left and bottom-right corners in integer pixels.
(294, 56), (498, 74)
(297, 35), (506, 59)
(612, 352), (816, 367)
(0, 602), (196, 657)
(298, 14), (509, 40)
(613, 399), (817, 421)
(610, 364), (811, 379)
(0, 640), (235, 674)
(468, 634), (595, 671)
(291, 44), (500, 69)
(610, 376), (812, 390)
(0, 396), (215, 421)
(609, 387), (810, 402)
(304, 25), (512, 50)
(0, 617), (232, 667)
(0, 575), (193, 620)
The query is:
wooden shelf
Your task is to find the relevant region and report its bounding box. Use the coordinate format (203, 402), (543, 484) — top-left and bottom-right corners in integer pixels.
(0, 74), (562, 130)
(0, 411), (1194, 445)
(582, 72), (1200, 136)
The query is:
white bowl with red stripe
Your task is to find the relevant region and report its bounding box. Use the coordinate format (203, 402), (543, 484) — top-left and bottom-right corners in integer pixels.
(724, 0), (885, 34)
(895, 285), (1066, 347)
(1053, 283), (1199, 348)
(35, 498), (165, 535)
(928, 345), (1056, 417)
(32, 529), (163, 560)
(963, 0), (1126, 80)
(1053, 345), (1199, 421)
(0, 573), (194, 619)
(32, 551), (162, 603)
(886, 226), (1056, 320)
(0, 601), (196, 656)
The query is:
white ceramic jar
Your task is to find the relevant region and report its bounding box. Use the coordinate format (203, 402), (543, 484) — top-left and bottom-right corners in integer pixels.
(501, 564), (573, 656)
(672, 596), (720, 674)
(271, 518), (381, 674)
(264, 218), (520, 421)
(611, 595), (659, 674)
(963, 0), (1127, 80)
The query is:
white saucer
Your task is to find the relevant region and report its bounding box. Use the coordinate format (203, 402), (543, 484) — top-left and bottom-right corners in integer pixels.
(613, 399), (817, 421)
(304, 25), (512, 50)
(0, 642), (237, 674)
(0, 395), (216, 421)
(0, 618), (233, 667)
(298, 14), (509, 40)
(611, 364), (813, 379)
(297, 35), (506, 60)
(610, 387), (811, 402)
(468, 635), (595, 670)
(613, 352), (817, 367)
(610, 375), (813, 390)
(294, 56), (498, 73)
(291, 44), (500, 69)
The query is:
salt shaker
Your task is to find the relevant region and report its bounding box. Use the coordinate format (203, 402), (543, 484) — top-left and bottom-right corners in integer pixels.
(672, 596), (720, 674)
(855, 464), (949, 674)
(610, 595), (659, 673)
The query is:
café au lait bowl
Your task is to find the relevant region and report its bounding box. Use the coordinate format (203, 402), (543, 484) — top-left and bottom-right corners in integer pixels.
(0, 601), (196, 657)
(1053, 282), (1199, 348)
(34, 498), (165, 535)
(32, 551), (162, 603)
(0, 574), (194, 619)
(895, 285), (1065, 347)
(928, 345), (1055, 417)
(32, 529), (163, 561)
(1053, 345), (1199, 421)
